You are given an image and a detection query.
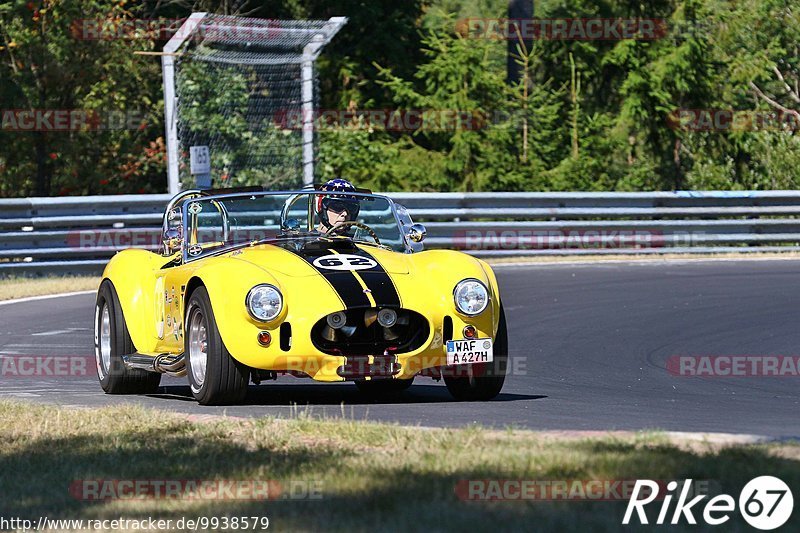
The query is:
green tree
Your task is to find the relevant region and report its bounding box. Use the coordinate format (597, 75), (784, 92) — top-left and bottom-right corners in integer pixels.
(0, 0), (170, 197)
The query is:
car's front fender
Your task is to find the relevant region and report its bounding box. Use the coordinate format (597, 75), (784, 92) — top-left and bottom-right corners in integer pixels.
(400, 249), (502, 335)
(186, 255), (346, 369)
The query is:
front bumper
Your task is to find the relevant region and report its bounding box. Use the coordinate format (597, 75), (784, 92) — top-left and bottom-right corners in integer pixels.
(227, 309), (497, 382)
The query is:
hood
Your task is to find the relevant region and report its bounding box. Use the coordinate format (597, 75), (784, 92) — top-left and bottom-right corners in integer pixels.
(228, 240), (409, 310)
(216, 242), (491, 315)
(229, 240), (411, 277)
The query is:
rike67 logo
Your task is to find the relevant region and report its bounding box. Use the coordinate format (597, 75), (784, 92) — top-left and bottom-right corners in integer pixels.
(624, 476), (793, 530)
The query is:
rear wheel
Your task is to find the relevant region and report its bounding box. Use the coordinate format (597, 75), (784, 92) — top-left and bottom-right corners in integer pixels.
(444, 304), (508, 401)
(185, 287), (249, 405)
(354, 377), (414, 395)
(94, 280), (161, 394)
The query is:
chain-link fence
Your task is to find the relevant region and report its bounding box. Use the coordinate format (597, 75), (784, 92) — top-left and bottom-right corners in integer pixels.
(164, 15), (347, 192)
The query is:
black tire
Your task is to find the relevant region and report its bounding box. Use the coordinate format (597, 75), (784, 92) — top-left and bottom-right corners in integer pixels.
(444, 304), (508, 401)
(185, 286), (249, 405)
(94, 280), (162, 394)
(354, 377), (414, 395)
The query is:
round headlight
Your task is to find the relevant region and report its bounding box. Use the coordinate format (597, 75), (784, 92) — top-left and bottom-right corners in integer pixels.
(246, 285), (283, 322)
(454, 279), (489, 316)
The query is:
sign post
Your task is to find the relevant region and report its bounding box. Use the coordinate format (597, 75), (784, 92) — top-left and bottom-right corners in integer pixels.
(189, 145), (211, 189)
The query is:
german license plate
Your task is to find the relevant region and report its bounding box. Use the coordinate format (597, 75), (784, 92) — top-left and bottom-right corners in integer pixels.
(446, 338), (493, 366)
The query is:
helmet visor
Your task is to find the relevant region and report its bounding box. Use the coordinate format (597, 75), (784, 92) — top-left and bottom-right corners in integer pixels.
(324, 199), (359, 221)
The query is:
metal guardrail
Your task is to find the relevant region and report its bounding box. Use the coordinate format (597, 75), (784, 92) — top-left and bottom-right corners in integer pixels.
(3, 191), (800, 276)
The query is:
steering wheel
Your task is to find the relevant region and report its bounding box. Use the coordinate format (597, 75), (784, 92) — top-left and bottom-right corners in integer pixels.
(328, 221), (382, 246)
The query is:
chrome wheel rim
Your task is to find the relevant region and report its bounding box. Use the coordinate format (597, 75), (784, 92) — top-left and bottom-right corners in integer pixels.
(99, 303), (112, 374)
(189, 310), (208, 387)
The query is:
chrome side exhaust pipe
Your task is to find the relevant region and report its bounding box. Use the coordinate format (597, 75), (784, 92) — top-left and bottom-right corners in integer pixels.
(154, 353), (186, 377)
(123, 353), (186, 378)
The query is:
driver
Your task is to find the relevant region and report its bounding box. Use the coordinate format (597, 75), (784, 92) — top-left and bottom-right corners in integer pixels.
(316, 178), (361, 234)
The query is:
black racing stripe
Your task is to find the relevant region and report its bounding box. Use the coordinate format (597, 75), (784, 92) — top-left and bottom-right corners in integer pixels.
(325, 271), (371, 308)
(280, 246), (371, 309)
(350, 248), (402, 308)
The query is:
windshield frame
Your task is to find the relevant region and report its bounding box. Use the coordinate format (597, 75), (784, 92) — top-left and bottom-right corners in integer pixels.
(167, 189), (410, 265)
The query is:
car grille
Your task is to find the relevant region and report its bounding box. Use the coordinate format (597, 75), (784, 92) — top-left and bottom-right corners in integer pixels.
(310, 308), (429, 356)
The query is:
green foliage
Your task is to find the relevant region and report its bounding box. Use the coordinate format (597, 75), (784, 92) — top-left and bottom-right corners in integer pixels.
(0, 0), (166, 196)
(1, 0), (799, 195)
(175, 61), (306, 188)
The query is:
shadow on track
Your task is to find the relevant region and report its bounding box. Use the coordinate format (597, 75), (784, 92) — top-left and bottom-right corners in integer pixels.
(145, 383), (546, 405)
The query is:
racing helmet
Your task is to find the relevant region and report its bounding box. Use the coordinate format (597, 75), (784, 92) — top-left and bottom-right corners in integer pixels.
(317, 178), (361, 229)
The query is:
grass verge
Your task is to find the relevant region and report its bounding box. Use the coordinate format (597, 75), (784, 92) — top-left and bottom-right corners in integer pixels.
(0, 276), (99, 301)
(0, 401), (797, 532)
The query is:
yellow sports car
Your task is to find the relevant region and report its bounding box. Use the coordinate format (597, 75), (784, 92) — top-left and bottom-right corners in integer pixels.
(94, 183), (507, 405)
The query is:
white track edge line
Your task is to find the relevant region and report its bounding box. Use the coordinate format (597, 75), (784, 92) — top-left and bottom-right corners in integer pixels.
(0, 290), (95, 307)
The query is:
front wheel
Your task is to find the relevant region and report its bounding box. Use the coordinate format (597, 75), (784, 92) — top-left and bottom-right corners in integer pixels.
(444, 304), (508, 401)
(185, 287), (249, 405)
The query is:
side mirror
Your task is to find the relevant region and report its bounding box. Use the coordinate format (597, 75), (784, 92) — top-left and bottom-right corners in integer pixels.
(407, 223), (427, 243)
(283, 218), (301, 232)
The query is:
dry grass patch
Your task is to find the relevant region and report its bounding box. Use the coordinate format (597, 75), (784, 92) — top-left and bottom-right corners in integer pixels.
(0, 401), (798, 532)
(0, 276), (99, 301)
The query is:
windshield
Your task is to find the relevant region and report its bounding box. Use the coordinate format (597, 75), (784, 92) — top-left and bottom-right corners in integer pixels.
(181, 191), (405, 260)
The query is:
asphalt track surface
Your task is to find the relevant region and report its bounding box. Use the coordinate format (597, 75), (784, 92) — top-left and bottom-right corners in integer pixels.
(1, 259), (798, 438)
